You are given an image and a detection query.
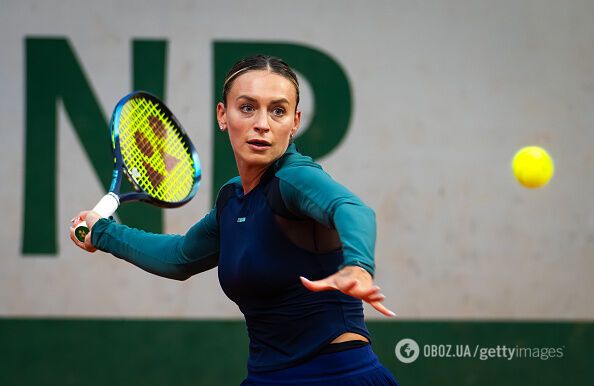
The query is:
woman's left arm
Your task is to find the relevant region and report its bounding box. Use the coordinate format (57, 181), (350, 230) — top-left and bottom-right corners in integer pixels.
(277, 166), (395, 317)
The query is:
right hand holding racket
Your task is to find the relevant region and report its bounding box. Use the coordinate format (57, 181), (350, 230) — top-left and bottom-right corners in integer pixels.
(69, 91), (201, 252)
(69, 210), (101, 252)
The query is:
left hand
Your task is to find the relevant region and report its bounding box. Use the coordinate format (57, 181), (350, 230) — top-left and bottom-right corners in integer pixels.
(300, 266), (396, 317)
(69, 210), (102, 252)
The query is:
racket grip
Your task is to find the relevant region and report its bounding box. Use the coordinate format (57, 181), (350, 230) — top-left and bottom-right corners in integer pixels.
(73, 193), (120, 243)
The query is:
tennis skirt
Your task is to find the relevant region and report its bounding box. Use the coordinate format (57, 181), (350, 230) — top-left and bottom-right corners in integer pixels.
(241, 345), (398, 385)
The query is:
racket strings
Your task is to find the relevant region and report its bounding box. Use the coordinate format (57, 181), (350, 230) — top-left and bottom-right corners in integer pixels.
(127, 99), (194, 200)
(118, 97), (195, 202)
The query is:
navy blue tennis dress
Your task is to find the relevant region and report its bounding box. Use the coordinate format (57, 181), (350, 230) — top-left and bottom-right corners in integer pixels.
(92, 144), (398, 385)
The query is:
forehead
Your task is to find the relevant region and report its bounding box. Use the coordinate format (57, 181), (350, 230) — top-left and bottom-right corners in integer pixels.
(228, 70), (297, 103)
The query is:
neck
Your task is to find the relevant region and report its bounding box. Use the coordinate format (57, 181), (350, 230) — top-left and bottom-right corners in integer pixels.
(236, 161), (270, 194)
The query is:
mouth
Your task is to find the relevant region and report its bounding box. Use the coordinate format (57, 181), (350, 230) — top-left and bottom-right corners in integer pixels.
(246, 139), (272, 149)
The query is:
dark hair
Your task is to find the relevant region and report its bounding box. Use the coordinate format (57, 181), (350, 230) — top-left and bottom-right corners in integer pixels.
(222, 55), (300, 108)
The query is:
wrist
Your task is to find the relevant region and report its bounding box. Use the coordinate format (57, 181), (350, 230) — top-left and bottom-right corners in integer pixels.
(338, 261), (374, 278)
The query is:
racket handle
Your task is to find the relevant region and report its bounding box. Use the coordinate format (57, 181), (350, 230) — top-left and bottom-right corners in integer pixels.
(74, 221), (90, 242)
(73, 193), (120, 243)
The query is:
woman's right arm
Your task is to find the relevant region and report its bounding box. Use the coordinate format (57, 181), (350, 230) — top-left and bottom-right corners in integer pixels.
(69, 209), (219, 281)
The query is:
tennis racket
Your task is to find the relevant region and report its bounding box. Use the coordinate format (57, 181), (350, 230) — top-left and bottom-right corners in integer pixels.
(74, 91), (201, 242)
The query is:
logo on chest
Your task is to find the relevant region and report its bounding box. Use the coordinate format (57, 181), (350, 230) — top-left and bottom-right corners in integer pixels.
(236, 217), (246, 223)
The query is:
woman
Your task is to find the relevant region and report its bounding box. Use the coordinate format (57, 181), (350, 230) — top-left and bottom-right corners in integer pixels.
(70, 55), (398, 385)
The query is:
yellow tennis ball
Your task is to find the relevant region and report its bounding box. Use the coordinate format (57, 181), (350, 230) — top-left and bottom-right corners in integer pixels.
(512, 146), (554, 188)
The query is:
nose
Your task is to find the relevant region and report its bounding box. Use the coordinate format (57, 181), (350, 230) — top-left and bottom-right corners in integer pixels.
(254, 109), (270, 134)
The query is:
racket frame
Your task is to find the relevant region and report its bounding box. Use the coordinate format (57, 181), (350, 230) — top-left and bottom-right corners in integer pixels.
(112, 91), (201, 207)
(73, 91), (201, 242)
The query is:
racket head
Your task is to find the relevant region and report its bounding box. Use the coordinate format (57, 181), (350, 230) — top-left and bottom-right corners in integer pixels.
(110, 91), (201, 207)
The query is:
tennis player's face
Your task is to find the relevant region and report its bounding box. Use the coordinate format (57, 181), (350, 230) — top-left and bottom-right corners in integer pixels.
(218, 70), (300, 168)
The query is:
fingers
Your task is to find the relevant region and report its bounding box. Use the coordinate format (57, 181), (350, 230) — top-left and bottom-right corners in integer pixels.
(69, 225), (90, 252)
(347, 284), (391, 314)
(366, 292), (385, 303)
(69, 227), (96, 252)
(70, 211), (86, 227)
(370, 301), (396, 317)
(69, 211), (97, 253)
(301, 274), (380, 301)
(84, 210), (102, 230)
(355, 286), (395, 317)
(84, 231), (97, 252)
(299, 276), (336, 292)
(69, 226), (78, 244)
(353, 284), (381, 299)
(300, 276), (364, 294)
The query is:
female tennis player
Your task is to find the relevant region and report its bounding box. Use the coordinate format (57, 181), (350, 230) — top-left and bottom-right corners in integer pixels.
(70, 55), (398, 385)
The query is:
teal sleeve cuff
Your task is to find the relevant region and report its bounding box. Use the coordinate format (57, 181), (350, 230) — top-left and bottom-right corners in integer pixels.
(91, 209), (219, 280)
(277, 166), (376, 276)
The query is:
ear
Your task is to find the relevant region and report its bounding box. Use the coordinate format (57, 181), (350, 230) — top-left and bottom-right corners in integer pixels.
(216, 102), (227, 131)
(291, 110), (301, 138)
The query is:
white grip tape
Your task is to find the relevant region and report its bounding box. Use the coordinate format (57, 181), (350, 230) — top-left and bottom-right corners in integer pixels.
(91, 192), (120, 218)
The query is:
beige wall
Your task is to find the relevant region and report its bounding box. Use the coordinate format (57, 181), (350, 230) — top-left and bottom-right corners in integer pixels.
(1, 0), (593, 319)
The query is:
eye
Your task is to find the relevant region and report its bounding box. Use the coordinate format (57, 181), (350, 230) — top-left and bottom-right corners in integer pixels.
(272, 107), (285, 117)
(240, 104), (254, 113)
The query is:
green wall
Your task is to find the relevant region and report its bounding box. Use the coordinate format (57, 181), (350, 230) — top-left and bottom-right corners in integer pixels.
(1, 319), (590, 385)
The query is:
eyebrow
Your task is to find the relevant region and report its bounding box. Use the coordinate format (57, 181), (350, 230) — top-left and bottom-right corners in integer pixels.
(236, 95), (290, 105)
